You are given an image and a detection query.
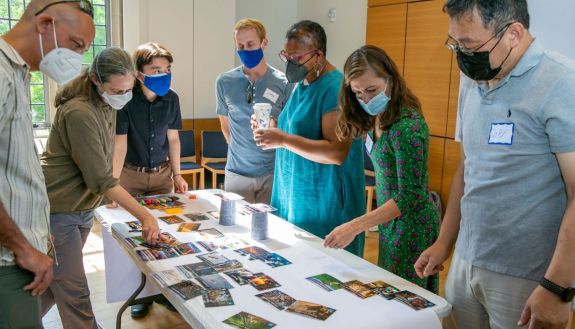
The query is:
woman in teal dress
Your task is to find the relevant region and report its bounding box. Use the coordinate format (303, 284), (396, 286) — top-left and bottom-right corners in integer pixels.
(253, 21), (365, 256)
(324, 45), (439, 292)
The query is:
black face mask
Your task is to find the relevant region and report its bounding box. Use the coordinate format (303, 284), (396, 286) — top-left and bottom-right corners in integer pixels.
(285, 60), (310, 83)
(455, 24), (513, 81)
(456, 47), (512, 81)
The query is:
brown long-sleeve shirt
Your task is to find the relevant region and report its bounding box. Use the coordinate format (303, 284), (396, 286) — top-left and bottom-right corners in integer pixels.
(41, 96), (118, 213)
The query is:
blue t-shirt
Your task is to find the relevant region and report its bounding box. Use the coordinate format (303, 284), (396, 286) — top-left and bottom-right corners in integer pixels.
(215, 65), (292, 177)
(271, 70), (366, 256)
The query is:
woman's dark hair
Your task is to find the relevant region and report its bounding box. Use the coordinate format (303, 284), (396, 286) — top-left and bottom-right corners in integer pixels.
(336, 45), (421, 140)
(285, 20), (327, 55)
(443, 0), (530, 32)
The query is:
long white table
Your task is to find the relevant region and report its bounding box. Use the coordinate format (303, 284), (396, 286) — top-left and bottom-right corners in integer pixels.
(95, 190), (451, 329)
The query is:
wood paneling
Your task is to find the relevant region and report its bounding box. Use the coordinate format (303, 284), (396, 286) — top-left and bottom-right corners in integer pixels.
(369, 0), (420, 7)
(404, 0), (451, 137)
(366, 4), (407, 73)
(446, 54), (460, 139)
(428, 136), (445, 194)
(440, 138), (461, 207)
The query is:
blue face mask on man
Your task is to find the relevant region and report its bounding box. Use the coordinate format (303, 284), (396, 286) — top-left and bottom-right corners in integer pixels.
(357, 82), (390, 116)
(142, 72), (172, 96)
(237, 48), (264, 69)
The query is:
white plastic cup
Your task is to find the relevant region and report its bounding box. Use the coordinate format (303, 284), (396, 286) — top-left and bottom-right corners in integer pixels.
(219, 199), (236, 226)
(251, 212), (268, 240)
(253, 103), (272, 129)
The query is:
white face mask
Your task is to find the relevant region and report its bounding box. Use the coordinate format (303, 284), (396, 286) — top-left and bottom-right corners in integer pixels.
(101, 91), (132, 110)
(38, 20), (84, 85)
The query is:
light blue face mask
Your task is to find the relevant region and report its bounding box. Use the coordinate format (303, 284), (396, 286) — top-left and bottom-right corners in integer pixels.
(357, 90), (390, 116)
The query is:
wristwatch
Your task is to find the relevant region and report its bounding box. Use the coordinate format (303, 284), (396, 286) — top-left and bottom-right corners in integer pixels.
(540, 277), (575, 302)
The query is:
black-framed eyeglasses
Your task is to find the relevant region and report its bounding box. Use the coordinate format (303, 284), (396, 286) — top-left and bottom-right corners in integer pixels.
(35, 0), (94, 18)
(445, 22), (513, 56)
(246, 82), (255, 104)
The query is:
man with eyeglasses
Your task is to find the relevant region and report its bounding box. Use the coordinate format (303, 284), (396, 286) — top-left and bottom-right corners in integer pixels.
(414, 1), (575, 329)
(0, 0), (94, 328)
(216, 18), (292, 203)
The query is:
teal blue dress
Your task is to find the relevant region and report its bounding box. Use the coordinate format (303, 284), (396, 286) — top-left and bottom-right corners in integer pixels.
(270, 70), (366, 256)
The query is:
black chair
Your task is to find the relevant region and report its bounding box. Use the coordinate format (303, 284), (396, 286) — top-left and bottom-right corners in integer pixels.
(201, 131), (228, 188)
(179, 130), (205, 190)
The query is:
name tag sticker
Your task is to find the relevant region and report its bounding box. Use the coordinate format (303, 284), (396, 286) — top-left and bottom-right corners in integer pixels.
(263, 88), (279, 103)
(488, 123), (514, 145)
(365, 134), (374, 154)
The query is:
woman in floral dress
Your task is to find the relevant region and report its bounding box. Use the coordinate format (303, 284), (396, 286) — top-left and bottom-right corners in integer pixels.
(325, 45), (439, 293)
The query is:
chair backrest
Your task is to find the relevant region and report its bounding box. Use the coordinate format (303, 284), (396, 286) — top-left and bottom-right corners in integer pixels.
(179, 130), (196, 158)
(201, 131), (228, 160)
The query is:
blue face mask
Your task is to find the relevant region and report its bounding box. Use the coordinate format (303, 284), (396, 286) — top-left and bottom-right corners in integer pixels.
(143, 72), (171, 96)
(237, 48), (264, 69)
(357, 91), (390, 116)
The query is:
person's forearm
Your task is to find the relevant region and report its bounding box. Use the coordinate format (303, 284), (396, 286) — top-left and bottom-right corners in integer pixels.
(0, 200), (34, 253)
(437, 162), (464, 247)
(348, 199), (401, 234)
(112, 136), (127, 179)
(168, 140), (181, 175)
(544, 199), (575, 287)
(282, 133), (351, 165)
(104, 185), (153, 221)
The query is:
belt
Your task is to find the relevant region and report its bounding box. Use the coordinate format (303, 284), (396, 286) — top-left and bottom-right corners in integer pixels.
(124, 161), (169, 173)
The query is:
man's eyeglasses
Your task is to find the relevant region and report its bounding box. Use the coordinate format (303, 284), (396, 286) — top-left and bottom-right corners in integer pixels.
(35, 0), (94, 18)
(246, 82), (255, 104)
(445, 22), (513, 56)
(278, 49), (318, 64)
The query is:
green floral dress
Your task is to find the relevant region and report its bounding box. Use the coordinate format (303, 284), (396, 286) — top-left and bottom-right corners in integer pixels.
(370, 108), (439, 293)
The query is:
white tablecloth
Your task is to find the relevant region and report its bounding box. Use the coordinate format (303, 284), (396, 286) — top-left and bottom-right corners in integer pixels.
(95, 190), (451, 329)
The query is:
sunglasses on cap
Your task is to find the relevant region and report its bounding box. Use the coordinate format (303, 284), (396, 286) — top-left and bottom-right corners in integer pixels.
(35, 0), (94, 18)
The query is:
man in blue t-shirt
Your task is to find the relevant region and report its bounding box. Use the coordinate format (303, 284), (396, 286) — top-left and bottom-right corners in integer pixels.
(216, 18), (292, 203)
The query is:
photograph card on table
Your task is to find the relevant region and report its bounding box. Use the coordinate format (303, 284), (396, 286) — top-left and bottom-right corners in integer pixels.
(249, 273), (281, 291)
(197, 273), (233, 290)
(168, 280), (205, 300)
(223, 311), (276, 329)
(255, 289), (296, 310)
(367, 280), (400, 300)
(224, 269), (256, 286)
(202, 289), (234, 307)
(175, 242), (202, 255)
(394, 291), (436, 310)
(158, 215), (185, 225)
(179, 261), (217, 277)
(184, 213), (211, 222)
(177, 222), (201, 232)
(285, 300), (336, 321)
(343, 280), (376, 299)
(306, 273), (344, 291)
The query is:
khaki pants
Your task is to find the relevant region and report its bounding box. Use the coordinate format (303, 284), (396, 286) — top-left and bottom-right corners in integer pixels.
(0, 265), (42, 329)
(224, 170), (273, 204)
(445, 253), (539, 329)
(120, 164), (174, 196)
(41, 211), (98, 329)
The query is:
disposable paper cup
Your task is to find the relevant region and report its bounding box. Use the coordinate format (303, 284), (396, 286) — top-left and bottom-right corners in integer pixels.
(251, 212), (268, 240)
(219, 199), (236, 226)
(253, 103), (272, 129)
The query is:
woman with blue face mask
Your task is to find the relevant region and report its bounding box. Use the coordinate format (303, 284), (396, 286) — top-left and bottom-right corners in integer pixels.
(324, 45), (440, 293)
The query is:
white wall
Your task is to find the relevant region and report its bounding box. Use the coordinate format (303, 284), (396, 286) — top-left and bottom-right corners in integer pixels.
(122, 0), (236, 119)
(235, 0), (298, 70)
(297, 0), (368, 70)
(528, 0), (575, 59)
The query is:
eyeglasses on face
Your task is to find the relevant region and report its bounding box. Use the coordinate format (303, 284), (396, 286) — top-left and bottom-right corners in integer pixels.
(278, 49), (318, 64)
(35, 0), (94, 18)
(444, 22), (514, 56)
